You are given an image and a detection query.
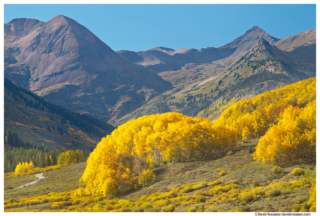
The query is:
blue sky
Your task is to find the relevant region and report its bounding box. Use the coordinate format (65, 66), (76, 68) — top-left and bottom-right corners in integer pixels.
(4, 4), (316, 52)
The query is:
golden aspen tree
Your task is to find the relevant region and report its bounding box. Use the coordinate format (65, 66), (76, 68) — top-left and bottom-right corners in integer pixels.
(15, 162), (23, 174)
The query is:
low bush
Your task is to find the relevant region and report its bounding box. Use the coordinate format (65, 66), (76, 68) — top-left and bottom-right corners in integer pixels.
(51, 202), (64, 209)
(292, 204), (301, 212)
(181, 186), (194, 193)
(72, 199), (81, 205)
(239, 192), (255, 203)
(133, 206), (144, 212)
(266, 187), (281, 197)
(272, 165), (282, 174)
(226, 151), (233, 156)
(219, 170), (227, 176)
(289, 168), (305, 176)
(8, 198), (16, 203)
(208, 180), (221, 186)
(294, 196), (308, 204)
(252, 179), (260, 186)
(194, 195), (206, 203)
(243, 205), (251, 212)
(121, 207), (132, 212)
(226, 179), (240, 185)
(187, 207), (197, 212)
(252, 187), (265, 196)
(193, 182), (207, 190)
(204, 207), (218, 212)
(162, 204), (175, 212)
(280, 188), (292, 194)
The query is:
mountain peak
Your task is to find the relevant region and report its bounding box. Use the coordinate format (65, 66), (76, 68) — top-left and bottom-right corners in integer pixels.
(150, 47), (174, 52)
(5, 18), (44, 38)
(246, 25), (264, 33)
(220, 25), (279, 57)
(46, 15), (77, 26)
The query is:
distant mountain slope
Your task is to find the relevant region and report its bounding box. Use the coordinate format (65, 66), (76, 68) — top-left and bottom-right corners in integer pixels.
(115, 38), (315, 126)
(196, 38), (315, 120)
(4, 78), (114, 153)
(4, 15), (173, 123)
(117, 26), (279, 73)
(275, 29), (316, 51)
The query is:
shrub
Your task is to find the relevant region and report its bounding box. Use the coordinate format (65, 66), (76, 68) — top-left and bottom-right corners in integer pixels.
(51, 202), (63, 209)
(94, 196), (104, 203)
(247, 146), (253, 154)
(139, 195), (147, 202)
(72, 199), (81, 205)
(292, 204), (301, 212)
(193, 182), (207, 190)
(226, 151), (233, 156)
(220, 197), (229, 203)
(162, 204), (175, 212)
(181, 186), (194, 193)
(302, 202), (310, 209)
(289, 168), (305, 176)
(266, 187), (281, 197)
(219, 170), (227, 176)
(155, 199), (170, 208)
(294, 196), (308, 204)
(230, 193), (239, 198)
(215, 168), (222, 172)
(141, 202), (153, 209)
(133, 206), (144, 212)
(194, 195), (206, 203)
(8, 198), (16, 203)
(81, 201), (89, 207)
(240, 192), (255, 203)
(307, 182), (316, 212)
(227, 179), (240, 185)
(204, 207), (218, 212)
(243, 205), (251, 212)
(209, 183), (240, 194)
(281, 188), (292, 194)
(121, 207), (132, 212)
(187, 207), (197, 212)
(299, 207), (308, 212)
(208, 180), (221, 186)
(209, 186), (223, 194)
(272, 165), (282, 174)
(105, 204), (114, 211)
(193, 191), (209, 196)
(41, 198), (49, 203)
(252, 179), (260, 186)
(252, 187), (265, 197)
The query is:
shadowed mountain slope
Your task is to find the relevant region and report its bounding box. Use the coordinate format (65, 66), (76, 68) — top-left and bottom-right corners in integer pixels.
(4, 78), (114, 153)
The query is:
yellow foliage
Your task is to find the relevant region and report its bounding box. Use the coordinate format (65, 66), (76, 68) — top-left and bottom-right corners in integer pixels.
(308, 182), (316, 212)
(239, 192), (255, 203)
(208, 180), (221, 186)
(81, 112), (237, 198)
(289, 168), (305, 176)
(139, 169), (156, 186)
